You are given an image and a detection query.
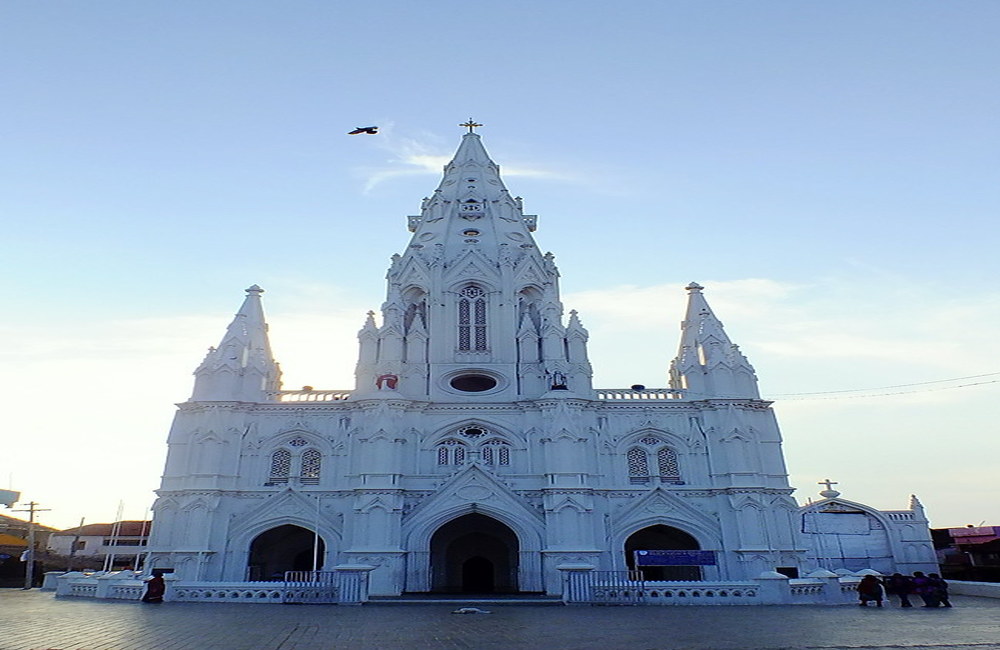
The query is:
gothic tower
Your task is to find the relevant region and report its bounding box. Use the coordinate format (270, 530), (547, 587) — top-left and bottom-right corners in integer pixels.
(353, 129), (591, 402)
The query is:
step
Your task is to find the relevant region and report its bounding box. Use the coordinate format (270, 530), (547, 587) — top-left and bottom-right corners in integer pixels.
(368, 594), (564, 606)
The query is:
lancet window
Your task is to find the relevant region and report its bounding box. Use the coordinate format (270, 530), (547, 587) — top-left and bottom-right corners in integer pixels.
(437, 439), (467, 465)
(404, 297), (427, 334)
(268, 449), (291, 484)
(435, 426), (512, 468)
(266, 441), (323, 485)
(627, 436), (682, 485)
(457, 285), (488, 351)
(481, 439), (511, 466)
(300, 448), (322, 485)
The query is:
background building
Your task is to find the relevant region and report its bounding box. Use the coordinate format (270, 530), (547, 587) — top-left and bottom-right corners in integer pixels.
(46, 520), (151, 571)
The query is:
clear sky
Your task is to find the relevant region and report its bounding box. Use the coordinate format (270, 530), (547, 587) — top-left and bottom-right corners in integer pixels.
(1, 1), (997, 531)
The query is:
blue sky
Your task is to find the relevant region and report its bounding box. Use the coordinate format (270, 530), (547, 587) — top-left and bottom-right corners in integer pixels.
(1, 1), (998, 530)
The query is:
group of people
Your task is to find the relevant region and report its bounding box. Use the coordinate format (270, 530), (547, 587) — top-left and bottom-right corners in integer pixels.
(857, 571), (952, 608)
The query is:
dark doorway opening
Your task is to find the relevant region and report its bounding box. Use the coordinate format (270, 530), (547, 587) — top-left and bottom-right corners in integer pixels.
(247, 524), (325, 581)
(625, 524), (702, 581)
(462, 556), (495, 592)
(430, 513), (518, 593)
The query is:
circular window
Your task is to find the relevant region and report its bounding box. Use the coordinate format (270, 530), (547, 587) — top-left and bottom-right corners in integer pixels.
(462, 229), (480, 236)
(449, 374), (498, 392)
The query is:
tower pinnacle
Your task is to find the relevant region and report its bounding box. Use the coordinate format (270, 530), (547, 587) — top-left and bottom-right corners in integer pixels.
(191, 285), (282, 401)
(669, 283), (760, 399)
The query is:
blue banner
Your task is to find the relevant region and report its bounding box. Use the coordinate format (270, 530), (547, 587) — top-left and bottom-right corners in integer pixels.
(634, 550), (717, 566)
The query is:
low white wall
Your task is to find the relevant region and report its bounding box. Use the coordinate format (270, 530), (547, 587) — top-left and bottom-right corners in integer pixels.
(948, 580), (1000, 599)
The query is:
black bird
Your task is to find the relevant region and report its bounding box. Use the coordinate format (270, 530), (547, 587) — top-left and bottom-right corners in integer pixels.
(348, 126), (378, 135)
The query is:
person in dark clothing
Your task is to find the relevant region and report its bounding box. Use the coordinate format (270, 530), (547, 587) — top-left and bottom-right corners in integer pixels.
(928, 573), (952, 608)
(885, 573), (914, 607)
(857, 574), (884, 607)
(912, 571), (937, 607)
(141, 570), (166, 604)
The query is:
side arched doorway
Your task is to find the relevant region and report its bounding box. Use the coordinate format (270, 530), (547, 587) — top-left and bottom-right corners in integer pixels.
(430, 513), (519, 593)
(625, 525), (701, 581)
(247, 524), (325, 581)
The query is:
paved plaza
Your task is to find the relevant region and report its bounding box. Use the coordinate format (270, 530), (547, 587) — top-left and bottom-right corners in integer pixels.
(1, 590), (999, 650)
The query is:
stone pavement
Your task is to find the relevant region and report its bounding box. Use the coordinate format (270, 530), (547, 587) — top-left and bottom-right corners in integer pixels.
(1, 590), (999, 650)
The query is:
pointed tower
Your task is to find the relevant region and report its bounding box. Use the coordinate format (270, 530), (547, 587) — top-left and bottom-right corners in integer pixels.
(191, 285), (282, 402)
(353, 127), (593, 401)
(669, 282), (760, 399)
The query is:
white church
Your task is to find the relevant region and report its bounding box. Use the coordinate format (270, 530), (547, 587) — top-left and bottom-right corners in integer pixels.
(145, 126), (937, 597)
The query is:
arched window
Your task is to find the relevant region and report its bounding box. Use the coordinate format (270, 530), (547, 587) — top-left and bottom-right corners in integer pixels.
(458, 286), (488, 351)
(300, 448), (322, 485)
(268, 449), (291, 484)
(437, 439), (467, 465)
(404, 297), (427, 333)
(627, 436), (682, 485)
(657, 447), (680, 481)
(481, 439), (511, 466)
(627, 447), (649, 483)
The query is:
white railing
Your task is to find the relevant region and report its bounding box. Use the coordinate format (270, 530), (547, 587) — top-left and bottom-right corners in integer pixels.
(559, 568), (864, 606)
(579, 572), (760, 605)
(283, 570), (338, 604)
(54, 565), (375, 605)
(108, 584), (145, 600)
(640, 582), (760, 605)
(68, 583), (98, 597)
(596, 388), (684, 401)
(172, 582), (286, 603)
(268, 390), (352, 402)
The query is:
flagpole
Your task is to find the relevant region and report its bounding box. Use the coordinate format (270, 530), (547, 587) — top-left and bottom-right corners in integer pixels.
(312, 495), (320, 573)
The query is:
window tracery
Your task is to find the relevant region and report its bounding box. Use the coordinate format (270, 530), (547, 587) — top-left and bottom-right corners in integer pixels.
(435, 427), (511, 468)
(627, 436), (682, 485)
(458, 285), (487, 351)
(481, 439), (511, 466)
(266, 444), (324, 485)
(437, 439), (467, 465)
(269, 449), (291, 484)
(301, 448), (322, 485)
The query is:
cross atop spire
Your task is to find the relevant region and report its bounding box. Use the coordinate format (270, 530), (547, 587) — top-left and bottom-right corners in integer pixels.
(818, 479), (841, 498)
(459, 118), (483, 133)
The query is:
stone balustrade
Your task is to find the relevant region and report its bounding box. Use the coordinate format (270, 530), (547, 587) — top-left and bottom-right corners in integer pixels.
(172, 582), (287, 603)
(559, 567), (866, 606)
(595, 388), (684, 401)
(53, 565), (375, 605)
(268, 390), (352, 402)
(267, 388), (690, 402)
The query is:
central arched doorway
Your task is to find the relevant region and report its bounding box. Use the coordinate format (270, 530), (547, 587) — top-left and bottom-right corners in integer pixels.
(625, 525), (701, 581)
(430, 513), (519, 593)
(247, 524), (325, 581)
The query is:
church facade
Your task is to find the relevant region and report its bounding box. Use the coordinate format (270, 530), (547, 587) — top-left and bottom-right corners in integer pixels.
(146, 129), (935, 596)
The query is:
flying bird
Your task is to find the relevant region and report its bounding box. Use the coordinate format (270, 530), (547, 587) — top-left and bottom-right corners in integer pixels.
(348, 126), (378, 135)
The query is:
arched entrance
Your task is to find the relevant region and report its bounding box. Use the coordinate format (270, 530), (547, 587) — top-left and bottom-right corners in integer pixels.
(430, 513), (518, 593)
(247, 524), (325, 581)
(625, 525), (702, 581)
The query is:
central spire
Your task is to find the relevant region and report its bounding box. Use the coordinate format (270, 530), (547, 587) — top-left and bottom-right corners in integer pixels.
(351, 129), (593, 401)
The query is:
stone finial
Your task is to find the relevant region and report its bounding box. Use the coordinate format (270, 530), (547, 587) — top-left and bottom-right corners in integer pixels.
(685, 282), (704, 292)
(246, 284), (264, 294)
